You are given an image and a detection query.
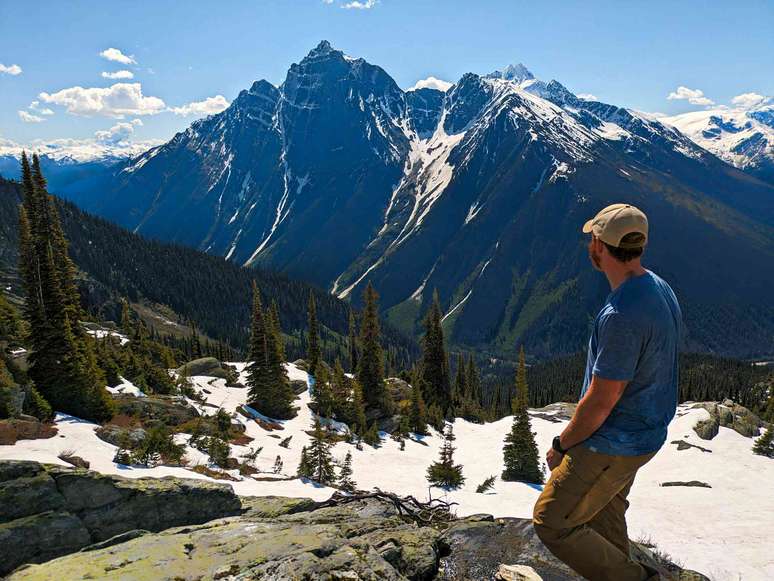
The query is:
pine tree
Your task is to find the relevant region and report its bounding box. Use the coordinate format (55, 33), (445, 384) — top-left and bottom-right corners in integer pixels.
(466, 354), (481, 405)
(350, 379), (368, 436)
(312, 363), (334, 419)
(502, 347), (544, 484)
(307, 292), (322, 378)
(246, 284), (296, 419)
(348, 308), (358, 373)
(17, 154), (113, 422)
(338, 450), (357, 493)
(331, 359), (350, 420)
(357, 283), (387, 413)
(452, 352), (467, 413)
(409, 374), (428, 435)
(246, 281), (271, 408)
(273, 455), (284, 474)
(297, 446), (312, 478)
(476, 475), (496, 493)
(426, 423), (465, 489)
(363, 421), (381, 448)
(308, 417), (336, 485)
(421, 291), (451, 415)
(752, 425), (774, 458)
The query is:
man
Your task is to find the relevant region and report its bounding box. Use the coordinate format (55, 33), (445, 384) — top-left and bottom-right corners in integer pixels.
(532, 203), (683, 581)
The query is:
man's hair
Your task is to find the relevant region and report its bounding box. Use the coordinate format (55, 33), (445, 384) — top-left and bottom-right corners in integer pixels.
(603, 232), (645, 263)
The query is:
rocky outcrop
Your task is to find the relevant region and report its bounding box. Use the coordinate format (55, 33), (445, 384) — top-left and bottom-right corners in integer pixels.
(0, 418), (57, 445)
(0, 460), (241, 576)
(691, 401), (768, 440)
(112, 394), (199, 427)
(2, 460), (710, 580)
(175, 358), (239, 385)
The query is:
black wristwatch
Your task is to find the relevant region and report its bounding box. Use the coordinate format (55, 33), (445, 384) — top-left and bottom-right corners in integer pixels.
(552, 435), (568, 455)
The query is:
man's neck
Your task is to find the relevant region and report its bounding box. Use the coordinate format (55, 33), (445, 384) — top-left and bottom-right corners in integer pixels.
(605, 262), (647, 291)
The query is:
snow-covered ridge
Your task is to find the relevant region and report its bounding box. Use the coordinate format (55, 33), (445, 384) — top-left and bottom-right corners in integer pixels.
(1, 361), (772, 580)
(660, 107), (774, 174)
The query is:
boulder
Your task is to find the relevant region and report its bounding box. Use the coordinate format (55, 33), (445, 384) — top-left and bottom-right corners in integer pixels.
(175, 357), (228, 379)
(0, 418), (57, 445)
(290, 379), (308, 395)
(112, 394), (199, 427)
(385, 377), (412, 402)
(94, 425), (147, 448)
(693, 417), (719, 440)
(691, 401), (769, 440)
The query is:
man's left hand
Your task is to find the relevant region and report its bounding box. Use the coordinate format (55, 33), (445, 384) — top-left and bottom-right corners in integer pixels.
(546, 448), (564, 471)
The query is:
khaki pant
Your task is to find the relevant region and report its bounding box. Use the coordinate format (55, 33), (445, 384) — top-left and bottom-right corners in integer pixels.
(533, 444), (657, 581)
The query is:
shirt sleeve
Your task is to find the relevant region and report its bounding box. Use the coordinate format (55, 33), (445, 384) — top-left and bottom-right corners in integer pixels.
(592, 311), (642, 381)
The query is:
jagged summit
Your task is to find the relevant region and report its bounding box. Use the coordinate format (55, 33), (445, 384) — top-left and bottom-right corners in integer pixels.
(487, 63), (534, 83)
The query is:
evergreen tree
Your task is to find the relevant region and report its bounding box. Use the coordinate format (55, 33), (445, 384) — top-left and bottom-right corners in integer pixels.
(363, 421), (381, 448)
(350, 379), (368, 436)
(297, 446), (312, 478)
(308, 417), (336, 485)
(476, 475), (496, 494)
(452, 352), (467, 413)
(273, 455), (284, 474)
(466, 355), (481, 404)
(409, 374), (428, 435)
(246, 281), (271, 404)
(752, 425), (774, 458)
(246, 284), (296, 419)
(426, 423), (465, 489)
(338, 450), (357, 493)
(420, 291), (451, 415)
(331, 359), (350, 420)
(307, 292), (322, 377)
(312, 363), (334, 419)
(17, 154), (113, 422)
(502, 347), (544, 484)
(357, 283), (387, 413)
(348, 308), (358, 373)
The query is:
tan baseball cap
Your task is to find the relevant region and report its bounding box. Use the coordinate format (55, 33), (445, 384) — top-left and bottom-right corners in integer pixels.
(582, 203), (648, 248)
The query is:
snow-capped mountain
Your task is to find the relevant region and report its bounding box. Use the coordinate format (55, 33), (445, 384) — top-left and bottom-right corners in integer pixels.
(660, 104), (774, 183)
(61, 41), (774, 358)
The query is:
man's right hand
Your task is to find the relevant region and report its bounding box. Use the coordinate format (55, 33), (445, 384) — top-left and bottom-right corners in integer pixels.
(546, 448), (564, 471)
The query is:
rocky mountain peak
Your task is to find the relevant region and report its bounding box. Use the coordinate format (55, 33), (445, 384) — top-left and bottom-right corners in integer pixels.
(487, 62), (535, 83)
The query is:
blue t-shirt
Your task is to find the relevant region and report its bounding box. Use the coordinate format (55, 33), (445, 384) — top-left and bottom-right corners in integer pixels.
(580, 269), (683, 456)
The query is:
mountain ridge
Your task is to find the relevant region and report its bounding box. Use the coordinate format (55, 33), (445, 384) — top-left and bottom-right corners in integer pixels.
(36, 42), (774, 358)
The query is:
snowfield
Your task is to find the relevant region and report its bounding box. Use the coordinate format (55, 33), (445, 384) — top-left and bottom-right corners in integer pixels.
(2, 362), (772, 580)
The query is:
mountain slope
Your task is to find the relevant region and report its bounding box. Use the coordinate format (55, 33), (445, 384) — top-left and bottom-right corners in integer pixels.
(53, 42), (774, 359)
(0, 177), (417, 365)
(660, 104), (774, 184)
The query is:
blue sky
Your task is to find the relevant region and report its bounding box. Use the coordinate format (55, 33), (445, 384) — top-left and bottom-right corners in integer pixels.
(1, 0), (772, 153)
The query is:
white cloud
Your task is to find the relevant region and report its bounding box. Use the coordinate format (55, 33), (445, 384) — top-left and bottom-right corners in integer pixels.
(101, 70), (135, 80)
(29, 101), (54, 115)
(577, 93), (598, 101)
(18, 111), (45, 123)
(99, 48), (137, 65)
(0, 132), (163, 163)
(322, 0), (334, 3)
(39, 82), (166, 117)
(667, 86), (714, 107)
(730, 92), (770, 110)
(408, 76), (453, 92)
(170, 95), (230, 116)
(0, 63), (22, 75)
(95, 119), (143, 145)
(343, 0), (377, 8)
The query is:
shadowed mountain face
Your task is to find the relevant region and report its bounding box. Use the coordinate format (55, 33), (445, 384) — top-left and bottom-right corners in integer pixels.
(58, 41), (774, 358)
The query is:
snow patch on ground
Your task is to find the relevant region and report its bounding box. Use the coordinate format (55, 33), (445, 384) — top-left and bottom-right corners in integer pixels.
(2, 365), (773, 578)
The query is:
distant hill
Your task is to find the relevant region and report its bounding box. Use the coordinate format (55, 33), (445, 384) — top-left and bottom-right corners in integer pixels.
(0, 177), (416, 367)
